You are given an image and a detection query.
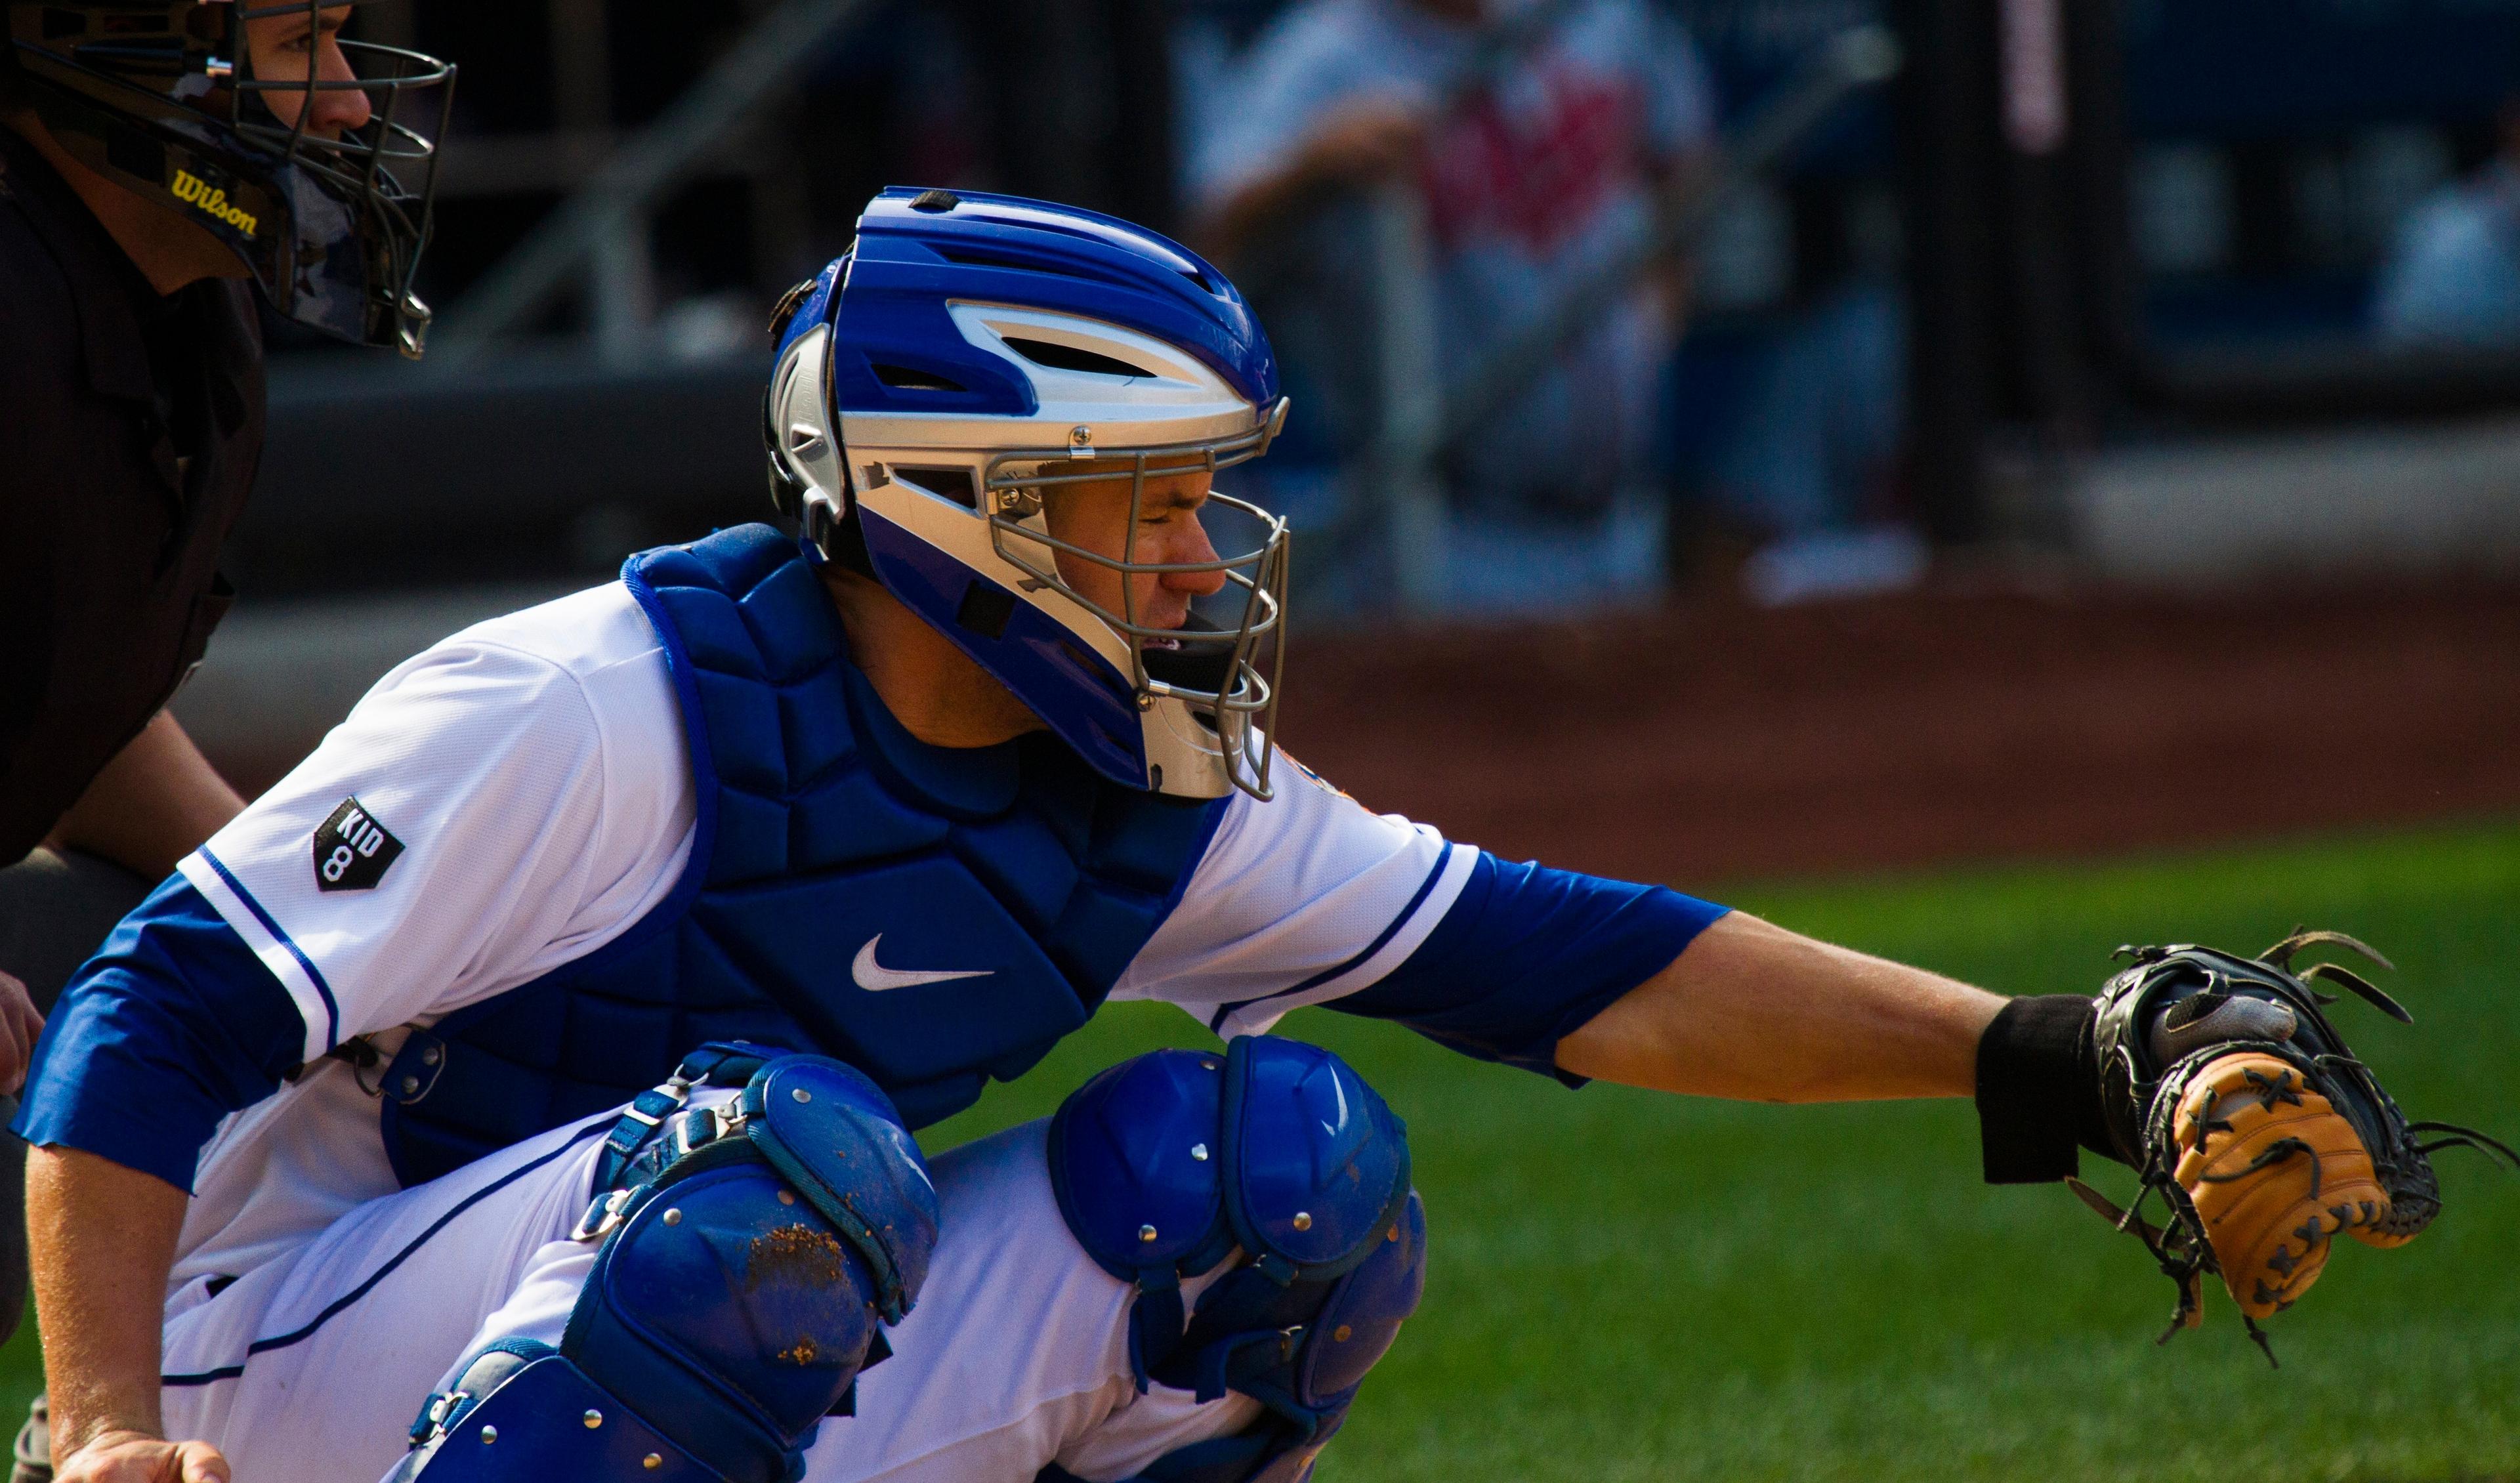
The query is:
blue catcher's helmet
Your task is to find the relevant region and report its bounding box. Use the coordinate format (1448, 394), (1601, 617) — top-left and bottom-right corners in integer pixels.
(765, 188), (1292, 801)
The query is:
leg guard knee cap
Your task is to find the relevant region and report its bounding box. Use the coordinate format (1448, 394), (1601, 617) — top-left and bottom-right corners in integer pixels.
(396, 1050), (939, 1483)
(1046, 1036), (1428, 1483)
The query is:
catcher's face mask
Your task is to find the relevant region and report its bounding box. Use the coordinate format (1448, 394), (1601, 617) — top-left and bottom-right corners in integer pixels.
(766, 190), (1293, 804)
(982, 434), (1290, 804)
(7, 0), (455, 356)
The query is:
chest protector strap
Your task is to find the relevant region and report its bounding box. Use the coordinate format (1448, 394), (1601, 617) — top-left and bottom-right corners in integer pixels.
(1047, 1037), (1427, 1483)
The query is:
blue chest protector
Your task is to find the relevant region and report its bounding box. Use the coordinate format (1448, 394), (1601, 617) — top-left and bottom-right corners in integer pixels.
(375, 524), (1226, 1188)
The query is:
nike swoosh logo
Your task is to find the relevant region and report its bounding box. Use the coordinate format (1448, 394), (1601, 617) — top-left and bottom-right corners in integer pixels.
(852, 934), (994, 992)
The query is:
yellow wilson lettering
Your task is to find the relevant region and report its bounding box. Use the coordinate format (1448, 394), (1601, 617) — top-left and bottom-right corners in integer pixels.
(171, 169), (260, 239)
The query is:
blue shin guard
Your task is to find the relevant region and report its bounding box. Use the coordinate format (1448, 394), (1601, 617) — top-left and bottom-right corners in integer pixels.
(392, 1047), (939, 1483)
(1047, 1036), (1428, 1483)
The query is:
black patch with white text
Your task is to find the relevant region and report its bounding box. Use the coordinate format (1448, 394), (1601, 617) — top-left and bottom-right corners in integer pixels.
(313, 797), (405, 892)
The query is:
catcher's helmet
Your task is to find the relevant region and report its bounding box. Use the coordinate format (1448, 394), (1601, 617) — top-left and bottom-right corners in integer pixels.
(4, 0), (454, 356)
(767, 188), (1292, 802)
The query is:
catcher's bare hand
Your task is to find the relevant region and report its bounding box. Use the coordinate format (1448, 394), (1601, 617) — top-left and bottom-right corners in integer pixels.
(52, 1431), (228, 1483)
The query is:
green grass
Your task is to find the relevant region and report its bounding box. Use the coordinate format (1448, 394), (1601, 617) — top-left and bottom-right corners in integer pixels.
(914, 820), (2520, 1483)
(9, 821), (2515, 1479)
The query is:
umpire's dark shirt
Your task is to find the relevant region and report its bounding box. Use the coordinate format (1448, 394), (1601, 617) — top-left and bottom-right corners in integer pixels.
(0, 124), (262, 867)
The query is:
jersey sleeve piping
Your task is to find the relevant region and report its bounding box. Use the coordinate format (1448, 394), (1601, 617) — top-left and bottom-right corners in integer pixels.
(182, 846), (339, 1058)
(1206, 840), (1475, 1039)
(174, 616), (656, 1049)
(14, 877), (311, 1192)
(1327, 852), (1731, 1082)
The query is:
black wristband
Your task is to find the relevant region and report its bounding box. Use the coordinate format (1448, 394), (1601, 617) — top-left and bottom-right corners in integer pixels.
(1973, 994), (2115, 1184)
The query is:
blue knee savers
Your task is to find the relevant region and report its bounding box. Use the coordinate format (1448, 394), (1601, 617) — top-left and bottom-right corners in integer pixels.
(1047, 1035), (1429, 1483)
(390, 1045), (940, 1483)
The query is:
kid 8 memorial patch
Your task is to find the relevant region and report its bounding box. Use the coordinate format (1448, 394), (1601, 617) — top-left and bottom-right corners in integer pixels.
(312, 797), (405, 892)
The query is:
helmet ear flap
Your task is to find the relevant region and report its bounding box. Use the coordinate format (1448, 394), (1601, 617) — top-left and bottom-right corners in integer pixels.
(762, 386), (808, 520)
(766, 324), (849, 541)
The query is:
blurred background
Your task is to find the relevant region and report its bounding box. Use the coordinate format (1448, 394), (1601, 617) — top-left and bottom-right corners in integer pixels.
(110, 1), (2520, 1477)
(188, 0), (2520, 889)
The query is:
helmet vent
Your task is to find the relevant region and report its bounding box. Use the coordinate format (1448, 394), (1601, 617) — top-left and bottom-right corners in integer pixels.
(933, 245), (1127, 289)
(872, 363), (968, 393)
(893, 467), (978, 509)
(1001, 337), (1154, 380)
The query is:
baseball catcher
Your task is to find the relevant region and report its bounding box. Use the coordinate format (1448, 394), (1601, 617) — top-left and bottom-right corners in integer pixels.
(9, 186), (2510, 1483)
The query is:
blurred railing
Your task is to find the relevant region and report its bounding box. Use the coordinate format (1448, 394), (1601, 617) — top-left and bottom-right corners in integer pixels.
(427, 0), (877, 368)
(423, 2), (1886, 616)
(1336, 23), (1903, 615)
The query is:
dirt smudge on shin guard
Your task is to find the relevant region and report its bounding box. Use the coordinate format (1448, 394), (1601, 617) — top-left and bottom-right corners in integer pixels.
(748, 1221), (849, 1291)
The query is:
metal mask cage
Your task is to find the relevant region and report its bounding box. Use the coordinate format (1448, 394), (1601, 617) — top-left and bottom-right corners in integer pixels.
(217, 1), (455, 353)
(980, 402), (1292, 801)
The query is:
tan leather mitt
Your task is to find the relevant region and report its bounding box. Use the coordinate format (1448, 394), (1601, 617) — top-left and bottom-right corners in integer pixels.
(2067, 933), (2516, 1362)
(2170, 1051), (2395, 1317)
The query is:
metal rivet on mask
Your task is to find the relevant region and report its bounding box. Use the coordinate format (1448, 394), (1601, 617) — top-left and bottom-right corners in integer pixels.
(1334, 1324), (1353, 1342)
(421, 1046), (441, 1066)
(644, 1456), (663, 1471)
(1139, 1224), (1158, 1242)
(400, 1076), (420, 1095)
(793, 1087), (812, 1104)
(1292, 1212), (1312, 1231)
(480, 1427), (498, 1444)
(583, 1410), (603, 1429)
(1190, 1143), (1209, 1161)
(1387, 1225), (1399, 1242)
(778, 1190), (797, 1205)
(662, 1208), (682, 1226)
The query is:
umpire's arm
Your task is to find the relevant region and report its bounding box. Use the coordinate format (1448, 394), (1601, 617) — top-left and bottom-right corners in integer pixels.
(1558, 911), (2004, 1100)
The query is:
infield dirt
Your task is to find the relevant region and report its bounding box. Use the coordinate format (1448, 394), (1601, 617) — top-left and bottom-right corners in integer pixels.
(1281, 575), (2520, 885)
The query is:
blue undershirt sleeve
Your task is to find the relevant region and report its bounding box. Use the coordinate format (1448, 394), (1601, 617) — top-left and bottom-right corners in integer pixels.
(1328, 852), (1729, 1085)
(13, 875), (308, 1192)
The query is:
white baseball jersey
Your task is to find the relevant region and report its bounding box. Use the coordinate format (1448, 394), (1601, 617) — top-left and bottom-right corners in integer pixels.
(20, 572), (1722, 1480)
(101, 580), (1463, 1288)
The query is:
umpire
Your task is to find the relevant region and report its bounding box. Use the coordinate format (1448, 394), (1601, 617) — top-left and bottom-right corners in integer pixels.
(0, 0), (453, 1364)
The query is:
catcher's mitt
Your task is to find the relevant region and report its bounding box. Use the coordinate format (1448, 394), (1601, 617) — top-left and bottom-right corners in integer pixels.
(2067, 930), (2515, 1363)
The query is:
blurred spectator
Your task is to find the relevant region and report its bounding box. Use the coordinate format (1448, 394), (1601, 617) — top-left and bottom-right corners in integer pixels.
(1187, 0), (1715, 615)
(1677, 175), (1923, 604)
(2373, 99), (2520, 349)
